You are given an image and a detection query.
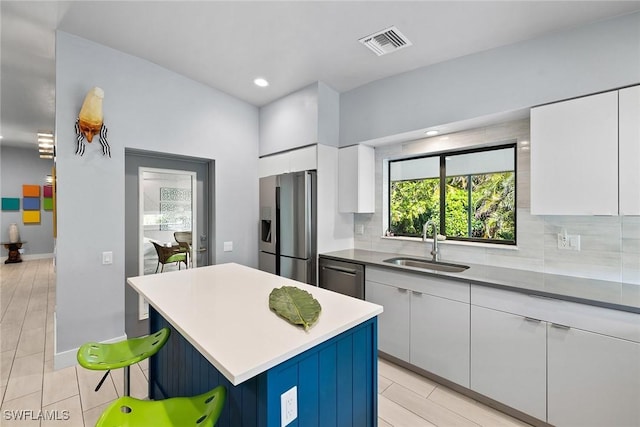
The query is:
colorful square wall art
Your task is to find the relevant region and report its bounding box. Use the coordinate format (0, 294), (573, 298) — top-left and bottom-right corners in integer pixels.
(23, 185), (40, 197)
(43, 198), (53, 210)
(23, 197), (40, 210)
(43, 185), (53, 198)
(1, 198), (20, 211)
(23, 210), (40, 224)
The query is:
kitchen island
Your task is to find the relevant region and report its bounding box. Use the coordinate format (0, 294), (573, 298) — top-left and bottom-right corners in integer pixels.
(127, 263), (383, 427)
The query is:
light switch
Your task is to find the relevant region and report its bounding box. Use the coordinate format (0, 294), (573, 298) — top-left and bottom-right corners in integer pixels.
(223, 241), (233, 252)
(102, 251), (113, 265)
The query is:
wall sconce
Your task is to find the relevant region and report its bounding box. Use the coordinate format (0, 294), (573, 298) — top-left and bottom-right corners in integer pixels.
(38, 131), (54, 159)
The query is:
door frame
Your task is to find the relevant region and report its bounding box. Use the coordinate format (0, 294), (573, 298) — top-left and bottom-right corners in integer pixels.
(125, 149), (215, 337)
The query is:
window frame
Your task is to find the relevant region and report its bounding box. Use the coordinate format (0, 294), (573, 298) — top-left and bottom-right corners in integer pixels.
(388, 142), (517, 246)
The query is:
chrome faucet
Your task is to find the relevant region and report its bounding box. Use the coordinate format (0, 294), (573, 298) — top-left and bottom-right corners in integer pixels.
(422, 220), (440, 262)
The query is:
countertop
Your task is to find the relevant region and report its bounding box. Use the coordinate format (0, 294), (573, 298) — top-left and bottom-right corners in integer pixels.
(320, 249), (640, 314)
(127, 263), (382, 386)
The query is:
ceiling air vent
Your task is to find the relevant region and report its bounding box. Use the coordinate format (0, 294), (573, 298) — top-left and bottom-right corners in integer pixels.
(359, 26), (412, 56)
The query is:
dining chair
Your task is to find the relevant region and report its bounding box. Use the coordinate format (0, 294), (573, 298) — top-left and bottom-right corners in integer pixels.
(151, 241), (188, 273)
(174, 231), (193, 267)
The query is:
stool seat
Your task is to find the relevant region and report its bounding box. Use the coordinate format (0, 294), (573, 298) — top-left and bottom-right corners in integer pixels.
(77, 328), (170, 370)
(96, 385), (226, 427)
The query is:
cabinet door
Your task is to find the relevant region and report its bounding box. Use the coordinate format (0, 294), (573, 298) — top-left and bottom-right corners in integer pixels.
(365, 280), (410, 360)
(548, 325), (640, 427)
(410, 291), (469, 387)
(338, 145), (375, 213)
(619, 85), (640, 215)
(470, 306), (546, 421)
(530, 91), (618, 215)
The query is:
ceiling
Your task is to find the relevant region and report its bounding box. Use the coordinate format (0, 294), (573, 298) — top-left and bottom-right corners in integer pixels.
(2, 1), (640, 148)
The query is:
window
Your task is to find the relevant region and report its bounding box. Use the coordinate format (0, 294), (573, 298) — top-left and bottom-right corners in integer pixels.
(389, 144), (516, 244)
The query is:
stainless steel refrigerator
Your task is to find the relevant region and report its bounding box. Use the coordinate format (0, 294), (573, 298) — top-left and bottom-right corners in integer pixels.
(259, 171), (317, 285)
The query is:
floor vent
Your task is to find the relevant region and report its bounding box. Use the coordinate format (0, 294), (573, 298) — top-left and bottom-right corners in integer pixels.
(359, 26), (412, 56)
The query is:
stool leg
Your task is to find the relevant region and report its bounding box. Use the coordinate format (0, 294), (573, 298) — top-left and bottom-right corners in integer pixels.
(124, 365), (130, 397)
(94, 370), (111, 392)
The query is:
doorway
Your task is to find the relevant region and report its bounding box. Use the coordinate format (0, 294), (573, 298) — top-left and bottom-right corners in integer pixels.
(125, 150), (214, 337)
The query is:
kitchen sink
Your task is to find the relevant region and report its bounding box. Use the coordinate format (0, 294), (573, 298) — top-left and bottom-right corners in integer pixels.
(383, 257), (470, 273)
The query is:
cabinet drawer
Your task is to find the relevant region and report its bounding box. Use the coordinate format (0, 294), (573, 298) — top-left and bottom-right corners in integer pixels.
(471, 285), (640, 343)
(367, 267), (469, 303)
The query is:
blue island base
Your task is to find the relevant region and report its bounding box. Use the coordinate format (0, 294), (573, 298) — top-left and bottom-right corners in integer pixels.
(150, 307), (378, 427)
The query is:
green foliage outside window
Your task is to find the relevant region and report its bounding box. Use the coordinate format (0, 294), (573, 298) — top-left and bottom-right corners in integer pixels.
(445, 172), (515, 241)
(390, 178), (439, 235)
(389, 155), (515, 243)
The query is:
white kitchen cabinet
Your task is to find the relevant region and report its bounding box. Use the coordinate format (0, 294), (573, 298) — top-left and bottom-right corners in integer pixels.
(365, 279), (410, 361)
(366, 267), (470, 386)
(258, 145), (317, 178)
(548, 324), (640, 427)
(338, 145), (375, 213)
(470, 305), (547, 420)
(530, 90), (619, 215)
(411, 291), (470, 387)
(619, 85), (640, 215)
(472, 283), (640, 425)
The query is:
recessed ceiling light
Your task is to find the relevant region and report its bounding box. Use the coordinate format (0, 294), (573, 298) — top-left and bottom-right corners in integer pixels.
(0, 135), (3, 139)
(425, 130), (439, 137)
(254, 78), (269, 87)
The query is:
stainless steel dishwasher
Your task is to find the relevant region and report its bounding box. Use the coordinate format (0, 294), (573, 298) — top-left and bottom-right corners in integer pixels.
(318, 257), (365, 299)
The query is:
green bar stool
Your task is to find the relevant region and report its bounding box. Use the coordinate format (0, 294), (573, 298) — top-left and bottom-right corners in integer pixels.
(95, 385), (226, 427)
(77, 328), (170, 396)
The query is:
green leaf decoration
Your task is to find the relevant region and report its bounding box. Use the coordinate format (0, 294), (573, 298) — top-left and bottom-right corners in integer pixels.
(269, 286), (321, 331)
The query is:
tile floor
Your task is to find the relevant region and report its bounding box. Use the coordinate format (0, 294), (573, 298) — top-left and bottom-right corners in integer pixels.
(1, 259), (531, 426)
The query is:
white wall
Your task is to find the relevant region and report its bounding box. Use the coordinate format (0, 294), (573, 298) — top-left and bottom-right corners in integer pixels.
(259, 83), (320, 156)
(317, 144), (354, 254)
(0, 145), (55, 257)
(54, 32), (259, 366)
(340, 11), (640, 146)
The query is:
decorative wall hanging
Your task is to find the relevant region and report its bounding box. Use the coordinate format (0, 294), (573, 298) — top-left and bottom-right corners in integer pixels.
(23, 185), (40, 197)
(75, 87), (111, 157)
(43, 184), (53, 211)
(1, 198), (20, 211)
(23, 211), (40, 224)
(23, 198), (40, 210)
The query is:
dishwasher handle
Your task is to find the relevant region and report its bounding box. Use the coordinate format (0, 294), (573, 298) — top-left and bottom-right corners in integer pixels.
(322, 265), (358, 276)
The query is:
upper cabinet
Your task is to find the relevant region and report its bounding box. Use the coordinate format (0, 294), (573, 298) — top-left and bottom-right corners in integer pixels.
(619, 85), (640, 215)
(338, 145), (375, 213)
(258, 145), (317, 178)
(530, 91), (618, 215)
(259, 82), (340, 157)
(530, 85), (640, 215)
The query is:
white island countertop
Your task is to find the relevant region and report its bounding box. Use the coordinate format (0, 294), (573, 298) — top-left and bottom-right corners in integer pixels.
(127, 263), (383, 386)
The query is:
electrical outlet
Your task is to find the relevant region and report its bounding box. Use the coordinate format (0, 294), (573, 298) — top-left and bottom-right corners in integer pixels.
(281, 386), (297, 426)
(557, 234), (580, 251)
(223, 241), (233, 252)
(355, 224), (365, 235)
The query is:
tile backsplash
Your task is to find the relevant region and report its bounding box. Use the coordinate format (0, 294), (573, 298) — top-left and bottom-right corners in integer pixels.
(354, 118), (640, 284)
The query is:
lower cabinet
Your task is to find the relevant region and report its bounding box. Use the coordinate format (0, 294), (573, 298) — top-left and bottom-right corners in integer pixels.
(366, 266), (640, 426)
(470, 305), (547, 420)
(548, 325), (640, 427)
(411, 292), (469, 387)
(365, 267), (470, 387)
(365, 280), (410, 361)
